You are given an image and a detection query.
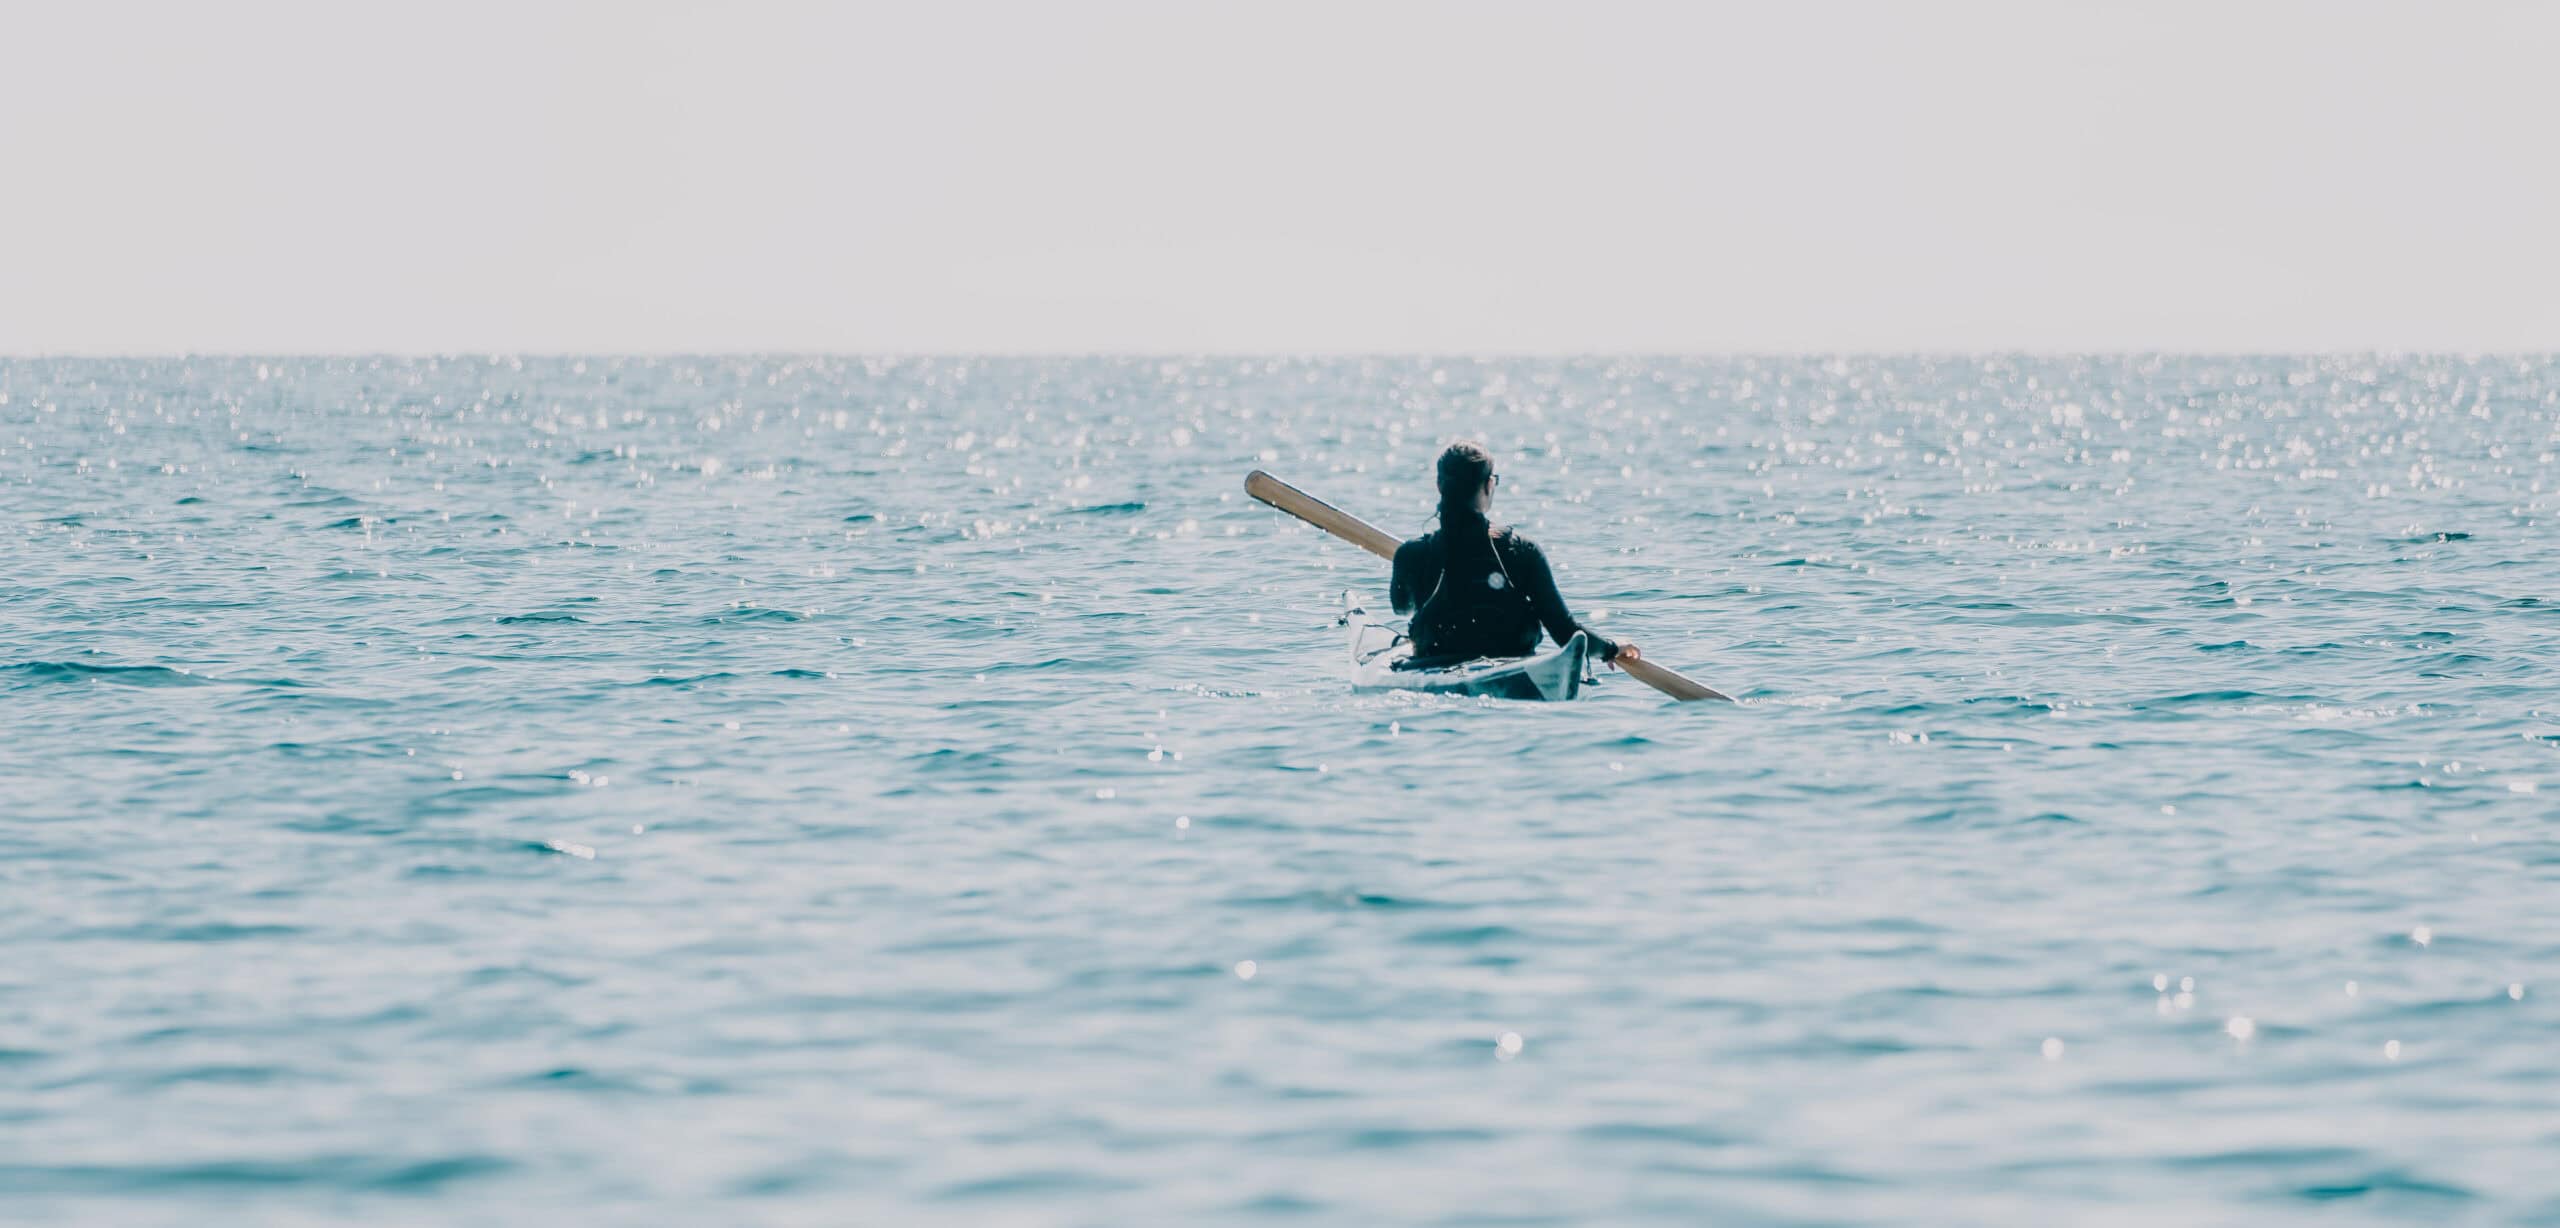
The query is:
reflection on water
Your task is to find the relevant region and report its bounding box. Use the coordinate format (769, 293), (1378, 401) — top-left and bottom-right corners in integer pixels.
(2, 356), (2554, 1224)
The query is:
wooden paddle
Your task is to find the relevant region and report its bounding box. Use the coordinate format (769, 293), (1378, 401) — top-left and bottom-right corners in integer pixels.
(1244, 469), (1733, 702)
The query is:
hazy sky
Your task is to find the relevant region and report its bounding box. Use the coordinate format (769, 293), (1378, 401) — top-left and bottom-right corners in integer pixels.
(4, 1), (2556, 353)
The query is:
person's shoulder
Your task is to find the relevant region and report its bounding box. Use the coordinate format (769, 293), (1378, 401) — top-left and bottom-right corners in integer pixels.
(1492, 526), (1547, 556)
(1396, 530), (1440, 556)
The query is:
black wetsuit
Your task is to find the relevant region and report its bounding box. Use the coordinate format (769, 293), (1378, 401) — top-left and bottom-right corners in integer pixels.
(1389, 511), (1618, 665)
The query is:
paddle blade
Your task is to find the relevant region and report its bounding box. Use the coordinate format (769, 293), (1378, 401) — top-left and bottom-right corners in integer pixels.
(1244, 469), (1399, 560)
(1617, 653), (1733, 703)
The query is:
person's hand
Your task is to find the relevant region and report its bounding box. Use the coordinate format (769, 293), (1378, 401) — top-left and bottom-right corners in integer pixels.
(1613, 642), (1641, 664)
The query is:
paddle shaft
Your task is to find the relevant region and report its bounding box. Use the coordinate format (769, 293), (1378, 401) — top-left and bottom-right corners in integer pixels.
(1244, 470), (1732, 702)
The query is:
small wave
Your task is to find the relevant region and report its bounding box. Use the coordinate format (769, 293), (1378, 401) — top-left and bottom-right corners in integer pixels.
(502, 1066), (647, 1092)
(908, 747), (1012, 774)
(1338, 1126), (1498, 1150)
(1405, 924), (1528, 946)
(2294, 1172), (2475, 1204)
(632, 672), (738, 687)
(495, 612), (587, 624)
(1227, 889), (1446, 911)
(704, 606), (811, 624)
(978, 657), (1084, 674)
(5, 660), (208, 688)
(0, 1155), (511, 1195)
(74, 921), (303, 942)
(2142, 689), (2312, 707)
(1576, 1121), (1741, 1147)
(133, 1064), (298, 1088)
(932, 1169), (1138, 1200)
(1059, 500), (1146, 516)
(2159, 1145), (2364, 1172)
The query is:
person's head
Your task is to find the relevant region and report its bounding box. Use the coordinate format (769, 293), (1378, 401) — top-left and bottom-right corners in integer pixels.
(1435, 441), (1496, 516)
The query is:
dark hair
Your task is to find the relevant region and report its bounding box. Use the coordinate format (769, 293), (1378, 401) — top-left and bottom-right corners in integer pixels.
(1435, 441), (1495, 515)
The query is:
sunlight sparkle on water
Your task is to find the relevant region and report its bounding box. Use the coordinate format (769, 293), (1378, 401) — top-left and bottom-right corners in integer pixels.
(12, 354), (2560, 1223)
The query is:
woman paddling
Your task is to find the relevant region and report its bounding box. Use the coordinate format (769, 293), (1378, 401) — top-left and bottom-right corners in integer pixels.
(1389, 442), (1639, 668)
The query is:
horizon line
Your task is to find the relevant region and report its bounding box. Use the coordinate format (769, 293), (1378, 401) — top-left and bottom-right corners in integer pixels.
(7, 348), (2558, 362)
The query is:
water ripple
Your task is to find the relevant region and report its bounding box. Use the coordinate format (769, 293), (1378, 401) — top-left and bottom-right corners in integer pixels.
(4, 355), (2558, 1225)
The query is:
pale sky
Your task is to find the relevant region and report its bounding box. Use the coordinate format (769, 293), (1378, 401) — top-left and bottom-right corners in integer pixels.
(3, 0), (2556, 353)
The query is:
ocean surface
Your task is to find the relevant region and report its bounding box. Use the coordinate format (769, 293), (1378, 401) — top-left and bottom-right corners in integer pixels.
(2, 355), (2555, 1226)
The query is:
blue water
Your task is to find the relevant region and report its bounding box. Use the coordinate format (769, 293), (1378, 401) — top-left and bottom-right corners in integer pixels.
(3, 356), (2554, 1225)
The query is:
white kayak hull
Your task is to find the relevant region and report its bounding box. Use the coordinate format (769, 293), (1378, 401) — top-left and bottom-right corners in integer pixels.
(1342, 592), (1588, 702)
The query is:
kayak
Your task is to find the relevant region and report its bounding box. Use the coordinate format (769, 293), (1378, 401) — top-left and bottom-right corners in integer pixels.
(1341, 592), (1590, 701)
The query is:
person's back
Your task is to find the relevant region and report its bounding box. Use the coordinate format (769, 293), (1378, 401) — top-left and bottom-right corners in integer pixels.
(1390, 442), (1627, 667)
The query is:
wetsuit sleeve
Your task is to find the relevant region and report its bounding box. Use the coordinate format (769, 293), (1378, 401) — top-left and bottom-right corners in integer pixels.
(1390, 538), (1430, 615)
(1505, 535), (1619, 660)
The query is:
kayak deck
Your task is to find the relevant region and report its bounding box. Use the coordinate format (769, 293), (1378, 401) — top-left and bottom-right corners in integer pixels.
(1341, 592), (1589, 701)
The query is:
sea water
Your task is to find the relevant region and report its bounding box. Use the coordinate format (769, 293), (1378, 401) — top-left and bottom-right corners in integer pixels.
(2, 356), (2553, 1225)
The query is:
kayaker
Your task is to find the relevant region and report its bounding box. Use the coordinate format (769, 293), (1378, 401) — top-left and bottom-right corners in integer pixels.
(1390, 441), (1639, 667)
